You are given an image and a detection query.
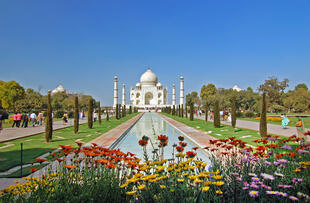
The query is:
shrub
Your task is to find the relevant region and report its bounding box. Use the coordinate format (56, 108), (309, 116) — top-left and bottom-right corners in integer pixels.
(244, 111), (255, 118)
(68, 111), (74, 118)
(236, 111), (243, 118)
(55, 110), (64, 118)
(0, 110), (9, 119)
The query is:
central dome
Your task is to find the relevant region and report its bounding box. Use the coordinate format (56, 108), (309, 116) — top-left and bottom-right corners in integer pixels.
(140, 69), (158, 85)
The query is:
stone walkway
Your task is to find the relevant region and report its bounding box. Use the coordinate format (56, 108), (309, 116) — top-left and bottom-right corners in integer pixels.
(0, 118), (90, 143)
(194, 114), (309, 138)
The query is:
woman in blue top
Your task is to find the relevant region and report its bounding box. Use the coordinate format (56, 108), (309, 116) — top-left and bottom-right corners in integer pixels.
(281, 114), (289, 129)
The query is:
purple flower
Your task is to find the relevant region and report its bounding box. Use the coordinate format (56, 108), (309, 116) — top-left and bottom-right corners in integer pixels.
(278, 159), (288, 164)
(278, 184), (292, 189)
(274, 161), (280, 166)
(289, 196), (299, 201)
(266, 191), (277, 195)
(264, 161), (272, 165)
(235, 177), (242, 181)
(249, 190), (259, 197)
(268, 137), (277, 142)
(231, 173), (239, 176)
(243, 181), (249, 186)
(274, 172), (284, 177)
(251, 177), (260, 182)
(298, 149), (310, 154)
(267, 186), (272, 190)
(282, 145), (292, 150)
(250, 184), (259, 189)
(261, 173), (275, 181)
(243, 186), (249, 190)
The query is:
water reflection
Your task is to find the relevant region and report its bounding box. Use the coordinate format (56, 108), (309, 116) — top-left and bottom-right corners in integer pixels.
(114, 113), (210, 163)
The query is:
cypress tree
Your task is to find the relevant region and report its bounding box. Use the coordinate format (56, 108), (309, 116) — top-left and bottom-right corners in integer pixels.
(259, 92), (267, 137)
(106, 108), (109, 121)
(45, 90), (53, 142)
(129, 106), (132, 114)
(74, 95), (79, 134)
(213, 99), (221, 128)
(115, 104), (119, 120)
(178, 105), (181, 117)
(190, 103), (194, 121)
(88, 98), (93, 129)
(98, 101), (101, 125)
(123, 105), (126, 117)
(205, 105), (208, 122)
(119, 104), (122, 118)
(181, 104), (184, 118)
(185, 104), (188, 118)
(172, 105), (175, 116)
(231, 95), (236, 128)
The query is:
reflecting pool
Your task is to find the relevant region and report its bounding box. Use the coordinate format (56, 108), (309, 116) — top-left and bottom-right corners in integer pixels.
(113, 113), (211, 163)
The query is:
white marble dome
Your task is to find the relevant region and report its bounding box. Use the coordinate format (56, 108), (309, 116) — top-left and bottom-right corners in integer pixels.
(52, 85), (66, 94)
(140, 69), (158, 85)
(136, 83), (141, 87)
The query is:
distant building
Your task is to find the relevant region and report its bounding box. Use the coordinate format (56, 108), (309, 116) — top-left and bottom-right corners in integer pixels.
(232, 85), (242, 92)
(52, 85), (67, 95)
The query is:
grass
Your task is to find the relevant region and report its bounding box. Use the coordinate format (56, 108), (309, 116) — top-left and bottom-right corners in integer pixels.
(162, 113), (288, 147)
(0, 163), (48, 178)
(238, 116), (310, 129)
(0, 113), (139, 173)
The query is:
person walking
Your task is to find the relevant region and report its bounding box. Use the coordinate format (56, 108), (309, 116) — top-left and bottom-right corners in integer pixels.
(16, 112), (22, 127)
(93, 112), (98, 122)
(296, 117), (305, 140)
(63, 112), (68, 124)
(38, 112), (44, 126)
(12, 113), (18, 128)
(30, 112), (37, 127)
(281, 114), (289, 129)
(21, 112), (29, 128)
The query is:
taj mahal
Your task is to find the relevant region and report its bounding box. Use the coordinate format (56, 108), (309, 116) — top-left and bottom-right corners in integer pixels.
(113, 68), (184, 110)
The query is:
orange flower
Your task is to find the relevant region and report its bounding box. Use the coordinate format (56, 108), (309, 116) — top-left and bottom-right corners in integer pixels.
(179, 142), (187, 147)
(275, 154), (283, 159)
(158, 134), (168, 143)
(59, 145), (73, 150)
(31, 168), (38, 172)
(75, 141), (84, 147)
(55, 158), (65, 162)
(64, 165), (77, 169)
(176, 146), (184, 152)
(138, 139), (148, 146)
(35, 158), (48, 163)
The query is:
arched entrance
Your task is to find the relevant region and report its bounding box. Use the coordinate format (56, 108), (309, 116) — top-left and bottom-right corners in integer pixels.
(145, 92), (153, 105)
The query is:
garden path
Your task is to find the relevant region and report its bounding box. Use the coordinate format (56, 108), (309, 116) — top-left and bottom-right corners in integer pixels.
(194, 114), (309, 139)
(0, 118), (90, 143)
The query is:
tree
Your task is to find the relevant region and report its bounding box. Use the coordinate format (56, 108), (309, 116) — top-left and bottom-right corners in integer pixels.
(231, 95), (236, 128)
(295, 83), (308, 91)
(259, 76), (289, 112)
(172, 105), (175, 116)
(259, 92), (267, 137)
(122, 105), (126, 117)
(185, 104), (188, 118)
(204, 105), (208, 122)
(190, 103), (194, 121)
(181, 104), (184, 118)
(186, 92), (199, 106)
(98, 101), (101, 125)
(74, 95), (79, 134)
(45, 90), (53, 142)
(88, 98), (93, 129)
(283, 88), (310, 112)
(115, 104), (119, 120)
(129, 106), (132, 114)
(106, 108), (109, 121)
(0, 80), (25, 111)
(213, 99), (220, 128)
(15, 88), (43, 112)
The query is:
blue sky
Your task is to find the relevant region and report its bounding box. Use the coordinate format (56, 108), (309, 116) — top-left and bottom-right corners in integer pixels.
(0, 0), (309, 105)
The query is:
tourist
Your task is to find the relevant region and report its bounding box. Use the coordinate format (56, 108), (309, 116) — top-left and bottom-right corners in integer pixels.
(38, 112), (44, 126)
(21, 112), (29, 128)
(281, 113), (289, 129)
(12, 112), (18, 128)
(296, 117), (305, 140)
(16, 112), (22, 127)
(80, 112), (83, 120)
(93, 112), (98, 122)
(30, 112), (37, 127)
(63, 112), (68, 124)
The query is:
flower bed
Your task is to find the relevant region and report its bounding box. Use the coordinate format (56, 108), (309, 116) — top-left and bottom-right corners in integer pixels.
(1, 131), (309, 202)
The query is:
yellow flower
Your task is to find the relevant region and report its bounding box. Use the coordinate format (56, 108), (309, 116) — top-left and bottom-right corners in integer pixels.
(155, 166), (165, 172)
(194, 179), (203, 184)
(299, 161), (310, 165)
(138, 184), (146, 190)
(183, 173), (189, 177)
(175, 168), (182, 172)
(213, 175), (223, 180)
(126, 190), (137, 195)
(213, 181), (225, 186)
(134, 173), (144, 178)
(189, 175), (197, 180)
(204, 181), (212, 186)
(177, 178), (184, 183)
(293, 168), (301, 173)
(176, 152), (185, 157)
(160, 185), (166, 189)
(120, 183), (128, 188)
(216, 190), (223, 194)
(202, 186), (210, 192)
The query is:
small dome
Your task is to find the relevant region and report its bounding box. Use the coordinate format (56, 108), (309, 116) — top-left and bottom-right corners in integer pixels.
(140, 69), (158, 85)
(136, 83), (141, 87)
(156, 83), (162, 87)
(52, 85), (66, 94)
(232, 85), (242, 92)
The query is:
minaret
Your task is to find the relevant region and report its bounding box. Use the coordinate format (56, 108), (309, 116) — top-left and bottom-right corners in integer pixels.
(122, 84), (126, 106)
(113, 76), (118, 108)
(180, 76), (184, 105)
(172, 84), (176, 105)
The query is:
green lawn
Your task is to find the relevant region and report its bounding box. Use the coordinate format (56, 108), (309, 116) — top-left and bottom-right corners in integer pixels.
(238, 115), (310, 129)
(0, 163), (48, 178)
(162, 113), (288, 147)
(0, 113), (139, 173)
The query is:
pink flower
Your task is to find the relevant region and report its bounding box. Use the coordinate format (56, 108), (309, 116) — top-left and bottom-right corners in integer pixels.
(278, 159), (288, 164)
(249, 190), (259, 197)
(289, 196), (299, 201)
(264, 161), (272, 165)
(250, 184), (259, 189)
(243, 186), (249, 190)
(252, 177), (260, 182)
(261, 173), (274, 181)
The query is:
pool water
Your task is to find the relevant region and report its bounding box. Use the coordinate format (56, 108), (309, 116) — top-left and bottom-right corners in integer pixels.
(113, 113), (211, 163)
